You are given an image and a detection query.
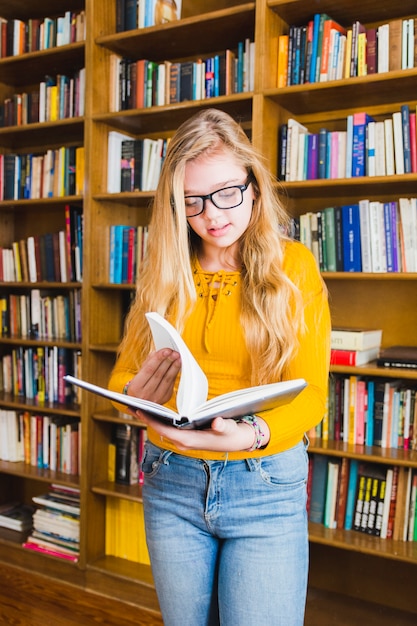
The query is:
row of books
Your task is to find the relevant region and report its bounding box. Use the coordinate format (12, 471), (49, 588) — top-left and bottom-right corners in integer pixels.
(277, 13), (417, 88)
(308, 456), (417, 542)
(1, 346), (81, 405)
(0, 11), (86, 57)
(106, 496), (150, 564)
(23, 485), (80, 562)
(0, 207), (83, 284)
(116, 0), (182, 31)
(108, 132), (169, 193)
(280, 105), (417, 182)
(312, 374), (417, 450)
(109, 225), (148, 284)
(0, 147), (85, 201)
(110, 40), (255, 111)
(0, 409), (80, 475)
(109, 423), (148, 486)
(0, 289), (82, 343)
(293, 198), (417, 273)
(0, 69), (86, 127)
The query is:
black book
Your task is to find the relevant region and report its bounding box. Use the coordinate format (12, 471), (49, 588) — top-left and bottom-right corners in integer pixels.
(377, 346), (417, 369)
(114, 423), (139, 485)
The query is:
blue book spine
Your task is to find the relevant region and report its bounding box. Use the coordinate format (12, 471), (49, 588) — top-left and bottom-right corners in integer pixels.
(352, 113), (373, 177)
(401, 104), (412, 173)
(342, 204), (362, 271)
(344, 458), (359, 530)
(309, 14), (321, 83)
(237, 41), (244, 92)
(205, 57), (214, 98)
(213, 55), (220, 97)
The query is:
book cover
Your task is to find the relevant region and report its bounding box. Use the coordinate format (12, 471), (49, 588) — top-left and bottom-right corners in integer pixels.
(114, 423), (139, 485)
(331, 328), (382, 351)
(377, 345), (417, 369)
(65, 313), (306, 429)
(341, 204), (362, 271)
(392, 110), (405, 175)
(352, 112), (373, 177)
(330, 347), (380, 366)
(319, 19), (346, 82)
(309, 454), (328, 524)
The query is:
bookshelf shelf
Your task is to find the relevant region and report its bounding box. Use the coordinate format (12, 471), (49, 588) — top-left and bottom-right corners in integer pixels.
(96, 3), (256, 60)
(93, 94), (254, 135)
(0, 42), (85, 86)
(0, 120), (84, 151)
(309, 522), (417, 564)
(266, 69), (417, 115)
(0, 459), (80, 483)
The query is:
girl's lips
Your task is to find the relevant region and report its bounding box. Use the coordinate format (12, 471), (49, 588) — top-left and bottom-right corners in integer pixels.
(207, 223), (230, 237)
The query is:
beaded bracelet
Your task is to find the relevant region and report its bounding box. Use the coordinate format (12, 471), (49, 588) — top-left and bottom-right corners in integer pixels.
(122, 379), (133, 395)
(238, 414), (265, 452)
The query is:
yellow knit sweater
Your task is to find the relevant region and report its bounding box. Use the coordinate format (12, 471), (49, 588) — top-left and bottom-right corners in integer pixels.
(109, 240), (331, 460)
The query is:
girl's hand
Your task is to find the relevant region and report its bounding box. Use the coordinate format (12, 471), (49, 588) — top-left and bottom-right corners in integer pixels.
(135, 413), (270, 453)
(126, 348), (181, 406)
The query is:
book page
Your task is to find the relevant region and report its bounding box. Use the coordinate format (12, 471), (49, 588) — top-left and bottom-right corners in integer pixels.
(145, 312), (208, 416)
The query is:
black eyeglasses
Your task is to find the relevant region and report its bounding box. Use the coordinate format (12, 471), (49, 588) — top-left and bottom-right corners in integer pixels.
(184, 174), (253, 217)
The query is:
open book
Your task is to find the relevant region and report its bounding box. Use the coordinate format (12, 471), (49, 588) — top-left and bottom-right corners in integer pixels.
(64, 312), (307, 429)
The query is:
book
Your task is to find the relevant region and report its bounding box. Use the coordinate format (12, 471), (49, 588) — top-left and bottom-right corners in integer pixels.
(330, 346), (380, 366)
(330, 328), (382, 351)
(377, 346), (417, 369)
(0, 502), (34, 531)
(309, 454), (328, 524)
(65, 312), (306, 429)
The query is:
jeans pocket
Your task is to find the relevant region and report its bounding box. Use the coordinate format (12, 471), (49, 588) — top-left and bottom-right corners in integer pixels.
(141, 441), (168, 478)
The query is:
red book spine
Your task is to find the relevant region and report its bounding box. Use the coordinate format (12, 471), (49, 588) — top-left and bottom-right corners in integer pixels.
(330, 348), (357, 365)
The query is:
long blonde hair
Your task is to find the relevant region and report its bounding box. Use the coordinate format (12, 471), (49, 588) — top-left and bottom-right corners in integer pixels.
(117, 108), (304, 384)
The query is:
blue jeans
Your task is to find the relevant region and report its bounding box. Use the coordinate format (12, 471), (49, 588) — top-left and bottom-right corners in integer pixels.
(141, 440), (309, 626)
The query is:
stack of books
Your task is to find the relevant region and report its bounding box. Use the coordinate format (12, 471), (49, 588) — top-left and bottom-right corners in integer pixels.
(23, 484), (80, 562)
(330, 327), (382, 366)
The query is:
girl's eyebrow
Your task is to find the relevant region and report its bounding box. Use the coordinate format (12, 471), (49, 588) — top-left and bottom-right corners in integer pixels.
(184, 178), (242, 195)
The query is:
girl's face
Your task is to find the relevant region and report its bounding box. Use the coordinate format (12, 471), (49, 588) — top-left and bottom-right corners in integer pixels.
(184, 148), (255, 266)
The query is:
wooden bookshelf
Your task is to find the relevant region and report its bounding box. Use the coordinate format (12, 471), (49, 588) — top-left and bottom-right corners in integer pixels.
(1, 0), (417, 617)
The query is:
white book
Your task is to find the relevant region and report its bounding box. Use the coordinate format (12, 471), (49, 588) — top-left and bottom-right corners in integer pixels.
(358, 199), (372, 272)
(59, 230), (68, 282)
(336, 34), (346, 80)
(398, 197), (415, 271)
(107, 130), (132, 193)
(392, 111), (405, 175)
(367, 121), (376, 176)
(375, 121), (386, 176)
(384, 118), (395, 175)
(330, 327), (382, 351)
(65, 312), (306, 429)
(156, 63), (166, 106)
(377, 23), (389, 73)
(402, 19), (409, 70)
(368, 201), (387, 272)
(286, 118), (308, 182)
(407, 18), (415, 69)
